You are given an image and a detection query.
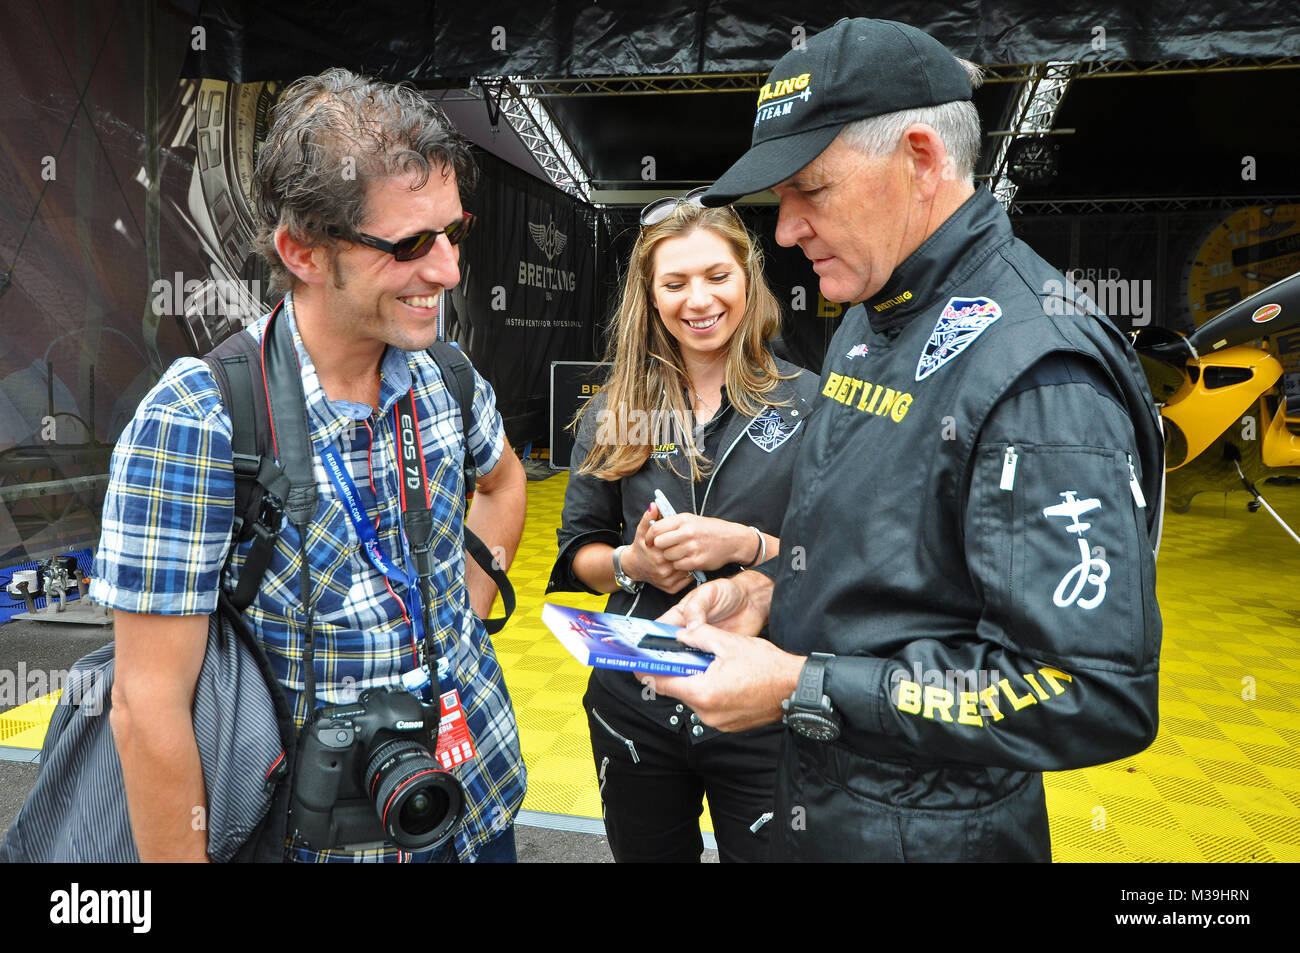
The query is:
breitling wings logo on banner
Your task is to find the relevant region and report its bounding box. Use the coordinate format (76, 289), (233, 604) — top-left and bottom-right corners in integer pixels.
(915, 296), (1002, 382)
(528, 218), (567, 262)
(519, 212), (577, 298)
(746, 407), (800, 453)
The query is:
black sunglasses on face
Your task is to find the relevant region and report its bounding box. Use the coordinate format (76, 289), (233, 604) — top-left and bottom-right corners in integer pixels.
(639, 187), (711, 227)
(356, 211), (477, 261)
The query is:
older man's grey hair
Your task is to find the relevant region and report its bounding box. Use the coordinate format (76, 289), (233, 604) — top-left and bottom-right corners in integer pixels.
(836, 58), (984, 180)
(252, 67), (478, 293)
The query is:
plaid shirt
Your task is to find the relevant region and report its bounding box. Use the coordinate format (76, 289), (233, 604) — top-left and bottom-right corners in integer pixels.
(91, 292), (525, 862)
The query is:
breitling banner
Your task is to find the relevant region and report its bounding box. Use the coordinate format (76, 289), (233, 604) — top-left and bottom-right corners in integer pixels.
(444, 150), (600, 445)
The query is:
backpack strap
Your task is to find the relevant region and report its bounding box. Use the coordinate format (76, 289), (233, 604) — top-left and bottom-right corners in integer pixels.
(426, 341), (477, 490)
(261, 306), (320, 528)
(203, 313), (305, 860)
(426, 342), (515, 635)
(204, 331), (292, 614)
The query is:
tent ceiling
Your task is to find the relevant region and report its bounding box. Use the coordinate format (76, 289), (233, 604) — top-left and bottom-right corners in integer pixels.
(1019, 68), (1300, 204)
(186, 3), (1300, 209)
(434, 63), (1300, 210)
(434, 89), (551, 184)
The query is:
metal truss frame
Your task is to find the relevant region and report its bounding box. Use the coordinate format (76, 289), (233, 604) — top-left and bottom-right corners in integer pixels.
(471, 77), (592, 200)
(468, 58), (1300, 204)
(985, 56), (1300, 81)
(985, 61), (1078, 210)
(1009, 194), (1300, 215)
(517, 73), (766, 97)
(514, 58), (1300, 97)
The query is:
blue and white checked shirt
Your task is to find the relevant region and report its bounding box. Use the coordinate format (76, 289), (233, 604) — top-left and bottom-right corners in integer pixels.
(91, 292), (526, 862)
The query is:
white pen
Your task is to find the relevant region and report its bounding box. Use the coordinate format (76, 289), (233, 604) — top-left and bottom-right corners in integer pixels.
(652, 488), (707, 585)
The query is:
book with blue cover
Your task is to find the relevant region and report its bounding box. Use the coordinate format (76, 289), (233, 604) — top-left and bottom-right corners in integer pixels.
(541, 603), (713, 677)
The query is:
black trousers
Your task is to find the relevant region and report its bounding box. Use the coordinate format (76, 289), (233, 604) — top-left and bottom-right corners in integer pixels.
(583, 674), (781, 863)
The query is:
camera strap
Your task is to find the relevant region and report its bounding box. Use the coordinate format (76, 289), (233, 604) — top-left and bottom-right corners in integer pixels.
(392, 389), (482, 774)
(319, 389), (489, 694)
(319, 406), (442, 680)
(315, 381), (485, 775)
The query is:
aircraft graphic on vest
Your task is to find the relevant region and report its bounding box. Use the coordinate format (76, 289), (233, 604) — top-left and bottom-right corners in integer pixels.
(915, 296), (1002, 382)
(1042, 491), (1100, 535)
(1043, 491), (1110, 610)
(746, 407), (800, 453)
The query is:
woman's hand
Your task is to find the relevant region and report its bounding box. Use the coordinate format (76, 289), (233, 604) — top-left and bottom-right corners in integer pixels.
(645, 512), (767, 573)
(623, 506), (693, 593)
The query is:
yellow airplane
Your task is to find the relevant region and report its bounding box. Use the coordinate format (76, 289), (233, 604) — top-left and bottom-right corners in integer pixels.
(1133, 271), (1300, 541)
(1134, 270), (1300, 473)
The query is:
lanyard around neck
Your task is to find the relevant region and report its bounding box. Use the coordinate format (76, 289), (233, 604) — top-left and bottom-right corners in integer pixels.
(319, 389), (445, 685)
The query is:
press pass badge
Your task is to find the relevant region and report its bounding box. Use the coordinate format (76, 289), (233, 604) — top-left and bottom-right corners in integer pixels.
(404, 653), (454, 702)
(401, 666), (432, 700)
(435, 689), (477, 768)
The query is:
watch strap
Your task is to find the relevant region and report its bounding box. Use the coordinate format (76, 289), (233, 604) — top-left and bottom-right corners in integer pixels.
(794, 652), (834, 710)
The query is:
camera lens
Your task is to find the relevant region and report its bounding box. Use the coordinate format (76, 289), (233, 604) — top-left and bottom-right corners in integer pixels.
(400, 789), (445, 836)
(364, 739), (463, 850)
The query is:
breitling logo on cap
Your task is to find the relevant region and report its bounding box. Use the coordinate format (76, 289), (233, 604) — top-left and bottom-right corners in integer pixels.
(757, 72), (812, 106)
(754, 72), (813, 127)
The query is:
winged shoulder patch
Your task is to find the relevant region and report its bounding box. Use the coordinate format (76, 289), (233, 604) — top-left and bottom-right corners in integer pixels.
(747, 407), (800, 453)
(915, 297), (1002, 382)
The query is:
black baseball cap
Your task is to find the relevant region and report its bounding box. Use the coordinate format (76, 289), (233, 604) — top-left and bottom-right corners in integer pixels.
(703, 18), (972, 206)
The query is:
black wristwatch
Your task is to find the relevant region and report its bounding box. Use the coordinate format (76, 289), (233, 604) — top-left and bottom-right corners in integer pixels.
(612, 545), (642, 595)
(781, 653), (842, 742)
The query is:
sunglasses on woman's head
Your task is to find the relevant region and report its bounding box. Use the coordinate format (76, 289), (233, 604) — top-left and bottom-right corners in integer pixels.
(355, 211), (477, 261)
(639, 187), (712, 227)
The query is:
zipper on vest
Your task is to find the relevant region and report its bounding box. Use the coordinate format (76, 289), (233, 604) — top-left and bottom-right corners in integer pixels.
(999, 446), (1018, 491)
(1127, 454), (1147, 508)
(591, 708), (641, 764)
(699, 419), (756, 516)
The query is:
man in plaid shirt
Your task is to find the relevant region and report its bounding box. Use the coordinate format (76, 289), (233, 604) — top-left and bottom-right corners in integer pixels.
(91, 69), (527, 862)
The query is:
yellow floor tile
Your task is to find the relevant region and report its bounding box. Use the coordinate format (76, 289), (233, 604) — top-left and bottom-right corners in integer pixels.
(8, 473), (1299, 860)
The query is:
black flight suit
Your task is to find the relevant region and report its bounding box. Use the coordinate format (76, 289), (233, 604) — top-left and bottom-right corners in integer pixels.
(764, 187), (1164, 862)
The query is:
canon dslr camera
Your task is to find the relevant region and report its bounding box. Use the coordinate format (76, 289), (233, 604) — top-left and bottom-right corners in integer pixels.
(289, 687), (463, 851)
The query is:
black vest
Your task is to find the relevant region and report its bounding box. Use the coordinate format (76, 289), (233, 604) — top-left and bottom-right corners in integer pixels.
(771, 188), (1163, 773)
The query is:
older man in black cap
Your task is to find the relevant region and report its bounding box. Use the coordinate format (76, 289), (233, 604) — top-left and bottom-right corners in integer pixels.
(653, 18), (1164, 861)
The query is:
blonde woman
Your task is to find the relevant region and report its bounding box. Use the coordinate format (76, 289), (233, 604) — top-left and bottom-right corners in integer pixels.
(547, 191), (818, 862)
